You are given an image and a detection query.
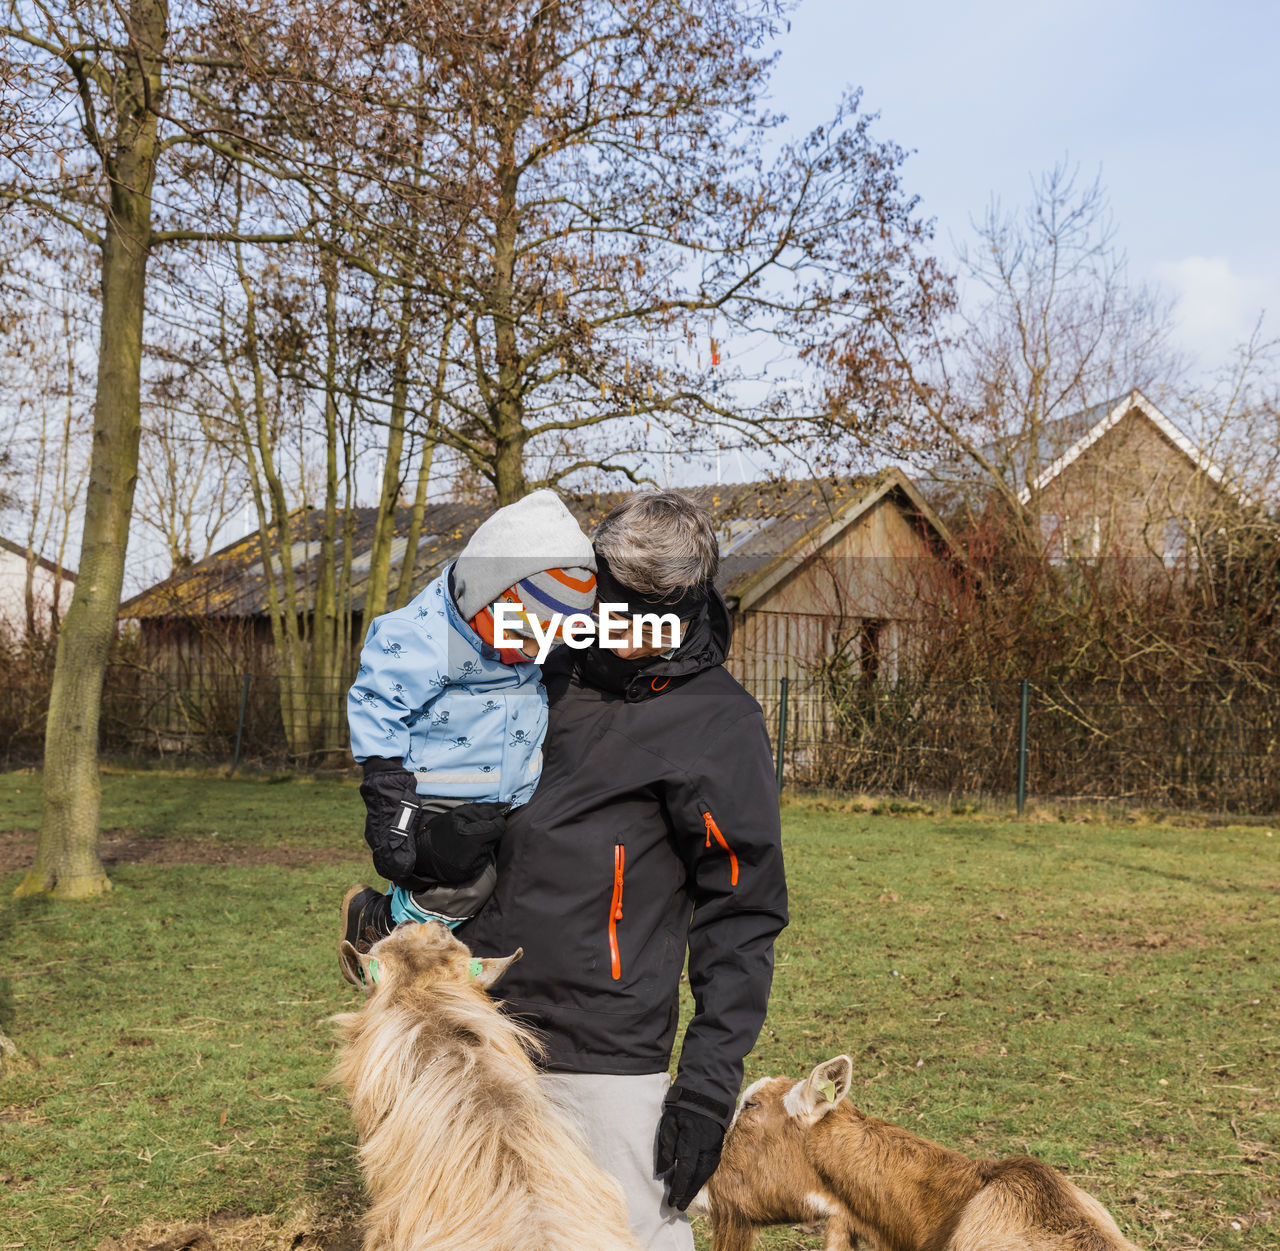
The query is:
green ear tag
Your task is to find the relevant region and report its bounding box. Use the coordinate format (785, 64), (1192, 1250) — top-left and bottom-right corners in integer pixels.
(468, 958), (483, 980)
(817, 1077), (837, 1104)
(366, 957), (380, 986)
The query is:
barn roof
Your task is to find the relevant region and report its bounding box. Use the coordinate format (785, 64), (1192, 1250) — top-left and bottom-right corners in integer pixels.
(120, 499), (486, 621)
(677, 467), (955, 611)
(120, 469), (954, 621)
(0, 535), (77, 580)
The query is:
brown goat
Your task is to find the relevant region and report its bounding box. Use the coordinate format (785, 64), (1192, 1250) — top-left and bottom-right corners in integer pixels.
(332, 921), (640, 1251)
(701, 1055), (1143, 1251)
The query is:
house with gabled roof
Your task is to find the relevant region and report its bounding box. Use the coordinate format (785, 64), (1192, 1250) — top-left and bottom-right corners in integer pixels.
(0, 535), (74, 638)
(1022, 390), (1236, 566)
(120, 469), (959, 715)
(924, 388), (1238, 568)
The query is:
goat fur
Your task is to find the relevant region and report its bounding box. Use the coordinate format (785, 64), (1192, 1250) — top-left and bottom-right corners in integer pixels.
(331, 921), (640, 1251)
(703, 1056), (1143, 1251)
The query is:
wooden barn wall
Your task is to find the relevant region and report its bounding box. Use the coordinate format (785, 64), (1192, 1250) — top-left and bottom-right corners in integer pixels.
(725, 496), (948, 707)
(132, 611), (375, 681)
(134, 616), (280, 680)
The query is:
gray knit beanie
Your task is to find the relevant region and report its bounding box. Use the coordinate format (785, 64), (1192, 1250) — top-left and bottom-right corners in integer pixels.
(452, 490), (596, 622)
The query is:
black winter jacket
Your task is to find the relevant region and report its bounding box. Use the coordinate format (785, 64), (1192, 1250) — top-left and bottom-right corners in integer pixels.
(459, 591), (788, 1123)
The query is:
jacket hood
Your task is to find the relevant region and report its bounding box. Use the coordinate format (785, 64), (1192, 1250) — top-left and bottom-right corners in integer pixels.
(575, 585), (733, 701)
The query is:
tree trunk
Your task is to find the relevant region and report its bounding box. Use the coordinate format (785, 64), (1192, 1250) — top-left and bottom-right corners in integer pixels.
(311, 248), (342, 751)
(393, 435), (436, 609)
(392, 316), (449, 611)
(492, 420), (527, 507)
(228, 239), (311, 759)
(490, 127), (528, 507)
(23, 548), (37, 639)
(363, 291), (413, 630)
(332, 467), (357, 748)
(20, 0), (167, 899)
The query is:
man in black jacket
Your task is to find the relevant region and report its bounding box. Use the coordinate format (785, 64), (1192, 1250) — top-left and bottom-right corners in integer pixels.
(459, 491), (788, 1250)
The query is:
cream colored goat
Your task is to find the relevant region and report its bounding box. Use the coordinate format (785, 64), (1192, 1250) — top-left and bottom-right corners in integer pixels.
(701, 1055), (1143, 1251)
(332, 921), (640, 1251)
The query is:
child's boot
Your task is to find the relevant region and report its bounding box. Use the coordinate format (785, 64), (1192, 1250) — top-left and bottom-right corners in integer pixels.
(340, 884), (393, 953)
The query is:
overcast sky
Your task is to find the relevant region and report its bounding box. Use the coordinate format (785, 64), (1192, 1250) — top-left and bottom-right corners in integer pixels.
(765, 0), (1279, 373)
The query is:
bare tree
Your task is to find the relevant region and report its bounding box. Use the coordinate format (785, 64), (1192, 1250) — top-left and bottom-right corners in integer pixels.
(1, 0), (309, 897)
(329, 0), (942, 505)
(2, 0), (172, 898)
(168, 186), (382, 758)
(0, 230), (90, 633)
(191, 0), (944, 669)
(825, 162), (1181, 550)
(135, 388), (249, 574)
(1189, 325), (1280, 511)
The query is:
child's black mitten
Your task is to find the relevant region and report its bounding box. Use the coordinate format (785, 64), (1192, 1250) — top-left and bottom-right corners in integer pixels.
(358, 759), (422, 882)
(412, 801), (509, 885)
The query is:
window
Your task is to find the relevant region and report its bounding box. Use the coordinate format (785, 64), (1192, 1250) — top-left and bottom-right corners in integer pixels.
(1040, 512), (1066, 564)
(858, 618), (883, 692)
(1163, 516), (1197, 568)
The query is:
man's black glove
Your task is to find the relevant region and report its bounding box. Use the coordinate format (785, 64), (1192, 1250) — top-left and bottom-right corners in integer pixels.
(411, 801), (509, 885)
(358, 760), (421, 882)
(655, 1099), (726, 1211)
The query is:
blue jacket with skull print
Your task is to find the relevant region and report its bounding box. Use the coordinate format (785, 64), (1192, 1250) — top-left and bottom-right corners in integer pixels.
(347, 565), (548, 806)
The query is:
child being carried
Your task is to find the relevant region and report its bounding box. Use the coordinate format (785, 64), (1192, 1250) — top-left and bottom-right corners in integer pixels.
(340, 490), (596, 958)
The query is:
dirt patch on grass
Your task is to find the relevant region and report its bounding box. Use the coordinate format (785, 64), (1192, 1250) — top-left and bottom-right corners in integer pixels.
(1011, 925), (1212, 953)
(0, 829), (356, 873)
(96, 1206), (363, 1251)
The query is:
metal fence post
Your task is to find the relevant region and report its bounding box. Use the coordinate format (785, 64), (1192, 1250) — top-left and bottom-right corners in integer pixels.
(1016, 677), (1029, 815)
(231, 674), (251, 774)
(775, 675), (789, 793)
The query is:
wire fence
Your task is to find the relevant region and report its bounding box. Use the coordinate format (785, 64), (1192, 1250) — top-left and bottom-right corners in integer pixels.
(762, 675), (1280, 813)
(2, 663), (1279, 813)
(0, 664), (346, 774)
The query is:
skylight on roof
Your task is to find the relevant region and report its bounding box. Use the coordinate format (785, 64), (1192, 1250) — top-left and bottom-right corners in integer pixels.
(717, 516), (772, 555)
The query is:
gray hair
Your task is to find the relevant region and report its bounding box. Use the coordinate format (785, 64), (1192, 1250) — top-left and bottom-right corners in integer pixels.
(593, 491), (720, 598)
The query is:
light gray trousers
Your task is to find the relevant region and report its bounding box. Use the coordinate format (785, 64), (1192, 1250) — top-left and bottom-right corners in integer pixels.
(539, 1071), (695, 1251)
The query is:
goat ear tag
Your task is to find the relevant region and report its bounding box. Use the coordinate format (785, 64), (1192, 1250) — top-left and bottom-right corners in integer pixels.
(366, 957), (381, 986)
(817, 1078), (837, 1104)
(468, 959), (483, 980)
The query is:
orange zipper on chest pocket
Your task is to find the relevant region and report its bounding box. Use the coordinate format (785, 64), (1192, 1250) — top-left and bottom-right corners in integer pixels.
(608, 841), (625, 980)
(702, 809), (739, 885)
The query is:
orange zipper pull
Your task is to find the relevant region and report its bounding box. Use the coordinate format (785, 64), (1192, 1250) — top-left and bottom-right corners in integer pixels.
(702, 810), (739, 886)
(609, 843), (625, 980)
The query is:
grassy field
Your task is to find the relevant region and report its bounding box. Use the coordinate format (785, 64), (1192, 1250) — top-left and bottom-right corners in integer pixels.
(1, 770), (1277, 1249)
